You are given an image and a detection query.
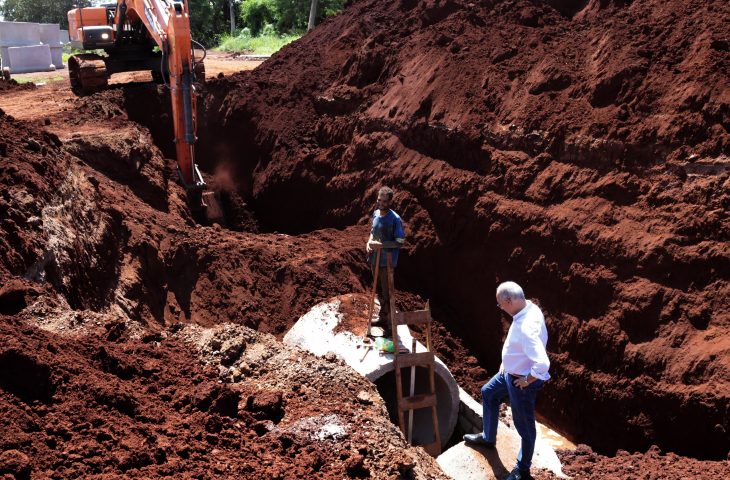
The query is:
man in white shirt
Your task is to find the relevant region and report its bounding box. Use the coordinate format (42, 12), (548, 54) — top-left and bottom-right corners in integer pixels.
(463, 281), (550, 480)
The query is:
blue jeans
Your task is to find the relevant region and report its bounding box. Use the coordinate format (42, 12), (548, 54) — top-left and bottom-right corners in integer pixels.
(481, 372), (544, 470)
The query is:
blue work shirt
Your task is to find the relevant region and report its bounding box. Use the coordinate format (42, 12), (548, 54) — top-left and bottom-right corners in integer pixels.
(369, 209), (405, 267)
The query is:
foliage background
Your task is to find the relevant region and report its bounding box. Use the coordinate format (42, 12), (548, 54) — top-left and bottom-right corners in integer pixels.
(0, 0), (347, 48)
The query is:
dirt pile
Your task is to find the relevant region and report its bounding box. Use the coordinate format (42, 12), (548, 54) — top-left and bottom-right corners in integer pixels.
(1, 91), (370, 336)
(0, 79), (35, 93)
(1, 0), (729, 475)
(0, 100), (451, 478)
(0, 311), (448, 478)
(559, 444), (730, 479)
(199, 0), (730, 461)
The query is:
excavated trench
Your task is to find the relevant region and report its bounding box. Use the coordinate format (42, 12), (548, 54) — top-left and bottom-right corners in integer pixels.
(113, 83), (727, 462)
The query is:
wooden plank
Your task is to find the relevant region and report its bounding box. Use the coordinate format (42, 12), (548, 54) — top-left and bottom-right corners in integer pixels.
(420, 440), (441, 458)
(394, 352), (434, 369)
(386, 251), (406, 435)
(400, 393), (437, 411)
(395, 310), (432, 326)
(430, 404), (441, 453)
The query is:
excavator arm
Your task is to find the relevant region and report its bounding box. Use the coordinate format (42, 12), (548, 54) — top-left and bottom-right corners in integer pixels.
(118, 0), (202, 189)
(68, 0), (216, 209)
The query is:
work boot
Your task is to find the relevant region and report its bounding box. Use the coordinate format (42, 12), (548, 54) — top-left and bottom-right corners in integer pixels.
(463, 433), (495, 447)
(505, 467), (532, 480)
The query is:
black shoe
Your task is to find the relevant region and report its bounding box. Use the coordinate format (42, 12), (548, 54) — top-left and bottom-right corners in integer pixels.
(505, 467), (532, 480)
(463, 433), (495, 447)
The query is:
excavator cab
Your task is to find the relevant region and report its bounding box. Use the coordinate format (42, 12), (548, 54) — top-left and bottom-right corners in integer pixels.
(67, 2), (205, 93)
(68, 7), (116, 50)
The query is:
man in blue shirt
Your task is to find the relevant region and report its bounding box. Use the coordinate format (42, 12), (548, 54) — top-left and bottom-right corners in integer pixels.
(366, 186), (405, 324)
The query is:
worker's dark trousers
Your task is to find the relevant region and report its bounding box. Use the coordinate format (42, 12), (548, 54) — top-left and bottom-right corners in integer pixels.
(481, 372), (544, 470)
(373, 266), (391, 321)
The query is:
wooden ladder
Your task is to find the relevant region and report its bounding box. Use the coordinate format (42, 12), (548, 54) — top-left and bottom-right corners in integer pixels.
(384, 249), (442, 457)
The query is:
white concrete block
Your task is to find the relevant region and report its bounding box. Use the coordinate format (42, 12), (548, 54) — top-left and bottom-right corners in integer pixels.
(7, 44), (55, 73)
(0, 21), (41, 47)
(49, 45), (63, 69)
(39, 24), (62, 46)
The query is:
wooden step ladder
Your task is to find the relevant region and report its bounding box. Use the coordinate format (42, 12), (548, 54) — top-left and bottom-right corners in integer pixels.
(383, 248), (442, 457)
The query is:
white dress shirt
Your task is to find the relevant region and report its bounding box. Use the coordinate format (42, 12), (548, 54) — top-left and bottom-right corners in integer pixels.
(500, 300), (551, 381)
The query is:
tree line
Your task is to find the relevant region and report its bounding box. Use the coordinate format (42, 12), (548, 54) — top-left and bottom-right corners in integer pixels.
(0, 0), (346, 46)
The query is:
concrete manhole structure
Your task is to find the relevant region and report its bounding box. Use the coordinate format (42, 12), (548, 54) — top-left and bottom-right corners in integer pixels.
(284, 294), (568, 479)
(284, 295), (460, 449)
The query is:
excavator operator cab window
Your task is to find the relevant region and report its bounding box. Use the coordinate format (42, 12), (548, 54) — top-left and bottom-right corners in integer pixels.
(100, 3), (117, 25)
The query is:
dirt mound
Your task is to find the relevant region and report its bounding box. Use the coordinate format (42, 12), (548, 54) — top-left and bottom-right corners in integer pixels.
(559, 444), (730, 479)
(1, 86), (455, 478)
(1, 97), (371, 335)
(0, 312), (447, 479)
(1, 0), (728, 475)
(200, 0), (730, 461)
(0, 79), (35, 94)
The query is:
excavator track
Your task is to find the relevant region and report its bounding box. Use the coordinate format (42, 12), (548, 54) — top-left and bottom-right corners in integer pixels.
(68, 54), (108, 95)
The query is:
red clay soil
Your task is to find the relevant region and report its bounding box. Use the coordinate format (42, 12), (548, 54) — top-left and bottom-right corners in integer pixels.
(199, 0), (730, 464)
(0, 306), (448, 479)
(558, 444), (730, 479)
(1, 92), (371, 336)
(1, 0), (729, 477)
(0, 79), (35, 93)
(0, 101), (452, 478)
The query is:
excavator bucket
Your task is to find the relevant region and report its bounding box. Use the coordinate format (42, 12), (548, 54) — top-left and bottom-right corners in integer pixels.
(202, 190), (225, 225)
(68, 54), (108, 94)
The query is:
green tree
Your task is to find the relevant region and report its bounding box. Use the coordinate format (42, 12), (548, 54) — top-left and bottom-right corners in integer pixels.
(188, 0), (234, 47)
(273, 0), (345, 32)
(237, 0), (345, 35)
(239, 0), (276, 36)
(0, 0), (91, 30)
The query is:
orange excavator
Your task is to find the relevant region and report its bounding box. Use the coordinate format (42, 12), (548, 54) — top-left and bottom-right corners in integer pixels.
(67, 1), (221, 221)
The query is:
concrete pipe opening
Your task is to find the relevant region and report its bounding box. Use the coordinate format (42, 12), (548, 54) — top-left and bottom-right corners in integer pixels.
(374, 366), (456, 448)
(283, 295), (459, 450)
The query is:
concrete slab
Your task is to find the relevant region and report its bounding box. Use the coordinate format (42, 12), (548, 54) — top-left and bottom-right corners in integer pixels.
(0, 21), (41, 47)
(438, 391), (567, 479)
(437, 437), (566, 479)
(6, 45), (55, 73)
(38, 24), (61, 46)
(0, 21), (63, 72)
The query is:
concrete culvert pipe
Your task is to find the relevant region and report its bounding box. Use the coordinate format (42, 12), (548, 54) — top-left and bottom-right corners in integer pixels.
(374, 367), (455, 448)
(283, 294), (459, 450)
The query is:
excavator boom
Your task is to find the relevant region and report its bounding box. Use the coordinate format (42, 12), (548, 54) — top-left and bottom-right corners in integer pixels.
(68, 1), (217, 217)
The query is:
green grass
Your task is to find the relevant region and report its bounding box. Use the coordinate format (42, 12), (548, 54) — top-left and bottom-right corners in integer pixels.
(62, 47), (106, 64)
(217, 33), (300, 55)
(14, 75), (65, 84)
